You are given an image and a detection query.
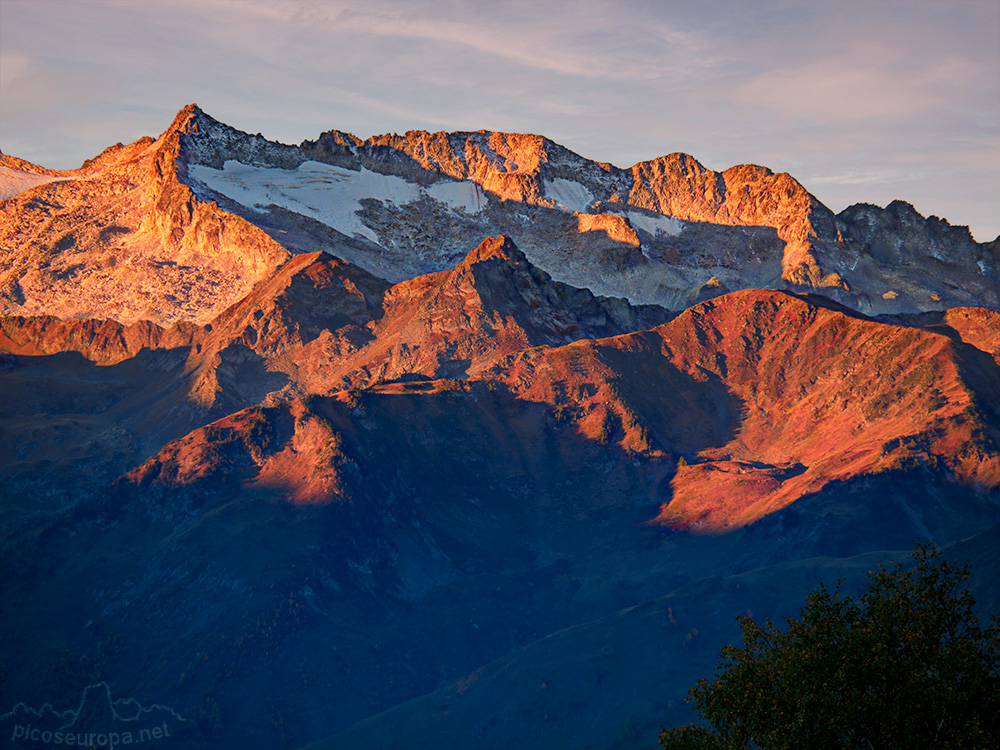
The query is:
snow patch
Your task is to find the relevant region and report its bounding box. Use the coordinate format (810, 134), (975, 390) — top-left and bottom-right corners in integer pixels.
(0, 166), (64, 201)
(189, 160), (487, 244)
(425, 180), (489, 212)
(626, 211), (683, 237)
(544, 178), (594, 212)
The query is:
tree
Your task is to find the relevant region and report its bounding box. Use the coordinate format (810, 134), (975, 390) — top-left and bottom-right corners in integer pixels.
(659, 544), (1000, 749)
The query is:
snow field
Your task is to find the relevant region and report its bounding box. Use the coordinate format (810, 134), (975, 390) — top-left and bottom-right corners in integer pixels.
(189, 160), (488, 243)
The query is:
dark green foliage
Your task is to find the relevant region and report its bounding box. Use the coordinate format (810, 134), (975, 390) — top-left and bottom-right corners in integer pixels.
(596, 411), (613, 444)
(343, 387), (363, 409)
(551, 403), (580, 424)
(242, 406), (275, 459)
(659, 544), (1000, 749)
(437, 377), (468, 392)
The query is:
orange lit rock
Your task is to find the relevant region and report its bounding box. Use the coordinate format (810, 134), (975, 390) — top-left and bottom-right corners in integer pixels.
(576, 213), (640, 246)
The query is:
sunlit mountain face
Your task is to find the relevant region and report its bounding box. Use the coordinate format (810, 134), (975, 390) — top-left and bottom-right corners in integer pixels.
(1, 105), (998, 750)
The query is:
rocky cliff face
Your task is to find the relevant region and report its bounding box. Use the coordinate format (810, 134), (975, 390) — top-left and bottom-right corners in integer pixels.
(835, 200), (998, 311)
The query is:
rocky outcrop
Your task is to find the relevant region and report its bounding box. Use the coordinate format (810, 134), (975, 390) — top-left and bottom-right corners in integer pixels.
(626, 156), (846, 288)
(576, 213), (641, 246)
(0, 315), (195, 364)
(835, 201), (999, 312)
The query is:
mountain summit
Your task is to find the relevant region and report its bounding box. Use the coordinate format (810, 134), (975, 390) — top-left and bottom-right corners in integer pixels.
(3, 105), (996, 325)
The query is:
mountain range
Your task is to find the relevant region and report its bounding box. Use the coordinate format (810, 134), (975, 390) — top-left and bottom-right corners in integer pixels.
(1, 105), (998, 749)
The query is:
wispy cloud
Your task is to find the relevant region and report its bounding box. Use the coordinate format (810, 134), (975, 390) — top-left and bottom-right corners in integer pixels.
(0, 49), (32, 89)
(226, 0), (712, 80)
(732, 50), (985, 125)
(807, 170), (914, 187)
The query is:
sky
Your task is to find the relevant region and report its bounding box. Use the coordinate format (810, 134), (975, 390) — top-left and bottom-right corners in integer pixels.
(1, 0), (998, 241)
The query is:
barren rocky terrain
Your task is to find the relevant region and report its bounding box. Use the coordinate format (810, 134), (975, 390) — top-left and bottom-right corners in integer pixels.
(1, 106), (998, 750)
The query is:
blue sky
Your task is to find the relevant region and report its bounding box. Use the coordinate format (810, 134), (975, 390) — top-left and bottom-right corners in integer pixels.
(2, 0), (998, 240)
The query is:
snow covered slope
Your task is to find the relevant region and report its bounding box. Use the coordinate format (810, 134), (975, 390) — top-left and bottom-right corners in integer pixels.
(0, 163), (67, 200)
(189, 160), (488, 244)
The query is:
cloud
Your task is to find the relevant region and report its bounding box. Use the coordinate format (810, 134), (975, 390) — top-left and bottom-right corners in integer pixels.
(0, 49), (32, 89)
(731, 50), (986, 126)
(206, 0), (711, 80)
(807, 170), (912, 187)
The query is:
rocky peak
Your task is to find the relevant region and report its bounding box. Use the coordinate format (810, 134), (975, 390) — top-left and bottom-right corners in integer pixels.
(0, 102), (290, 327)
(174, 104), (307, 171)
(835, 200), (998, 310)
(0, 153), (64, 176)
(458, 234), (525, 267)
(837, 199), (980, 251)
(368, 129), (552, 176)
(5, 104), (997, 329)
(626, 153), (841, 287)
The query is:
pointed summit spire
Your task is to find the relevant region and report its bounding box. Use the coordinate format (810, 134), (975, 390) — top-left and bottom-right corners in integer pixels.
(459, 235), (526, 267)
(163, 103), (204, 137)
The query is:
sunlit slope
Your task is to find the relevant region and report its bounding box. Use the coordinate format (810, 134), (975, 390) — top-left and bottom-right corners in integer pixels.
(651, 291), (1000, 528)
(110, 244), (1000, 531)
(0, 108), (289, 325)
